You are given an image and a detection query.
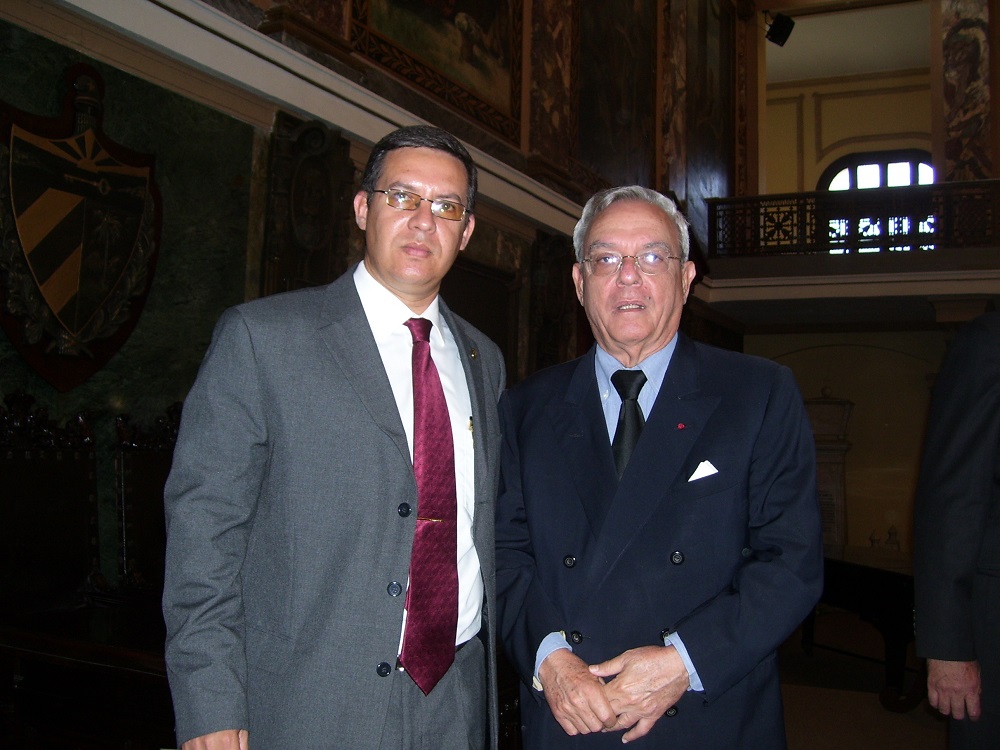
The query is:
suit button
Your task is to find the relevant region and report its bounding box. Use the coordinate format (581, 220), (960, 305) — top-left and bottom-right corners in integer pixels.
(376, 662), (392, 677)
(670, 551), (684, 565)
(741, 547), (752, 558)
(569, 630), (584, 644)
(397, 503), (412, 517)
(387, 581), (403, 597)
(563, 555), (577, 568)
(666, 707), (678, 717)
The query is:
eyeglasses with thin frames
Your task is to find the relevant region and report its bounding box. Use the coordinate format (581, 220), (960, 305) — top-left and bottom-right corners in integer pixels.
(370, 189), (468, 221)
(581, 251), (684, 277)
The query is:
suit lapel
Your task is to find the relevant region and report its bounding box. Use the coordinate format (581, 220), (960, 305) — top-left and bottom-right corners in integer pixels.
(316, 272), (412, 468)
(547, 350), (619, 534)
(585, 336), (721, 591)
(440, 302), (490, 500)
(440, 302), (502, 603)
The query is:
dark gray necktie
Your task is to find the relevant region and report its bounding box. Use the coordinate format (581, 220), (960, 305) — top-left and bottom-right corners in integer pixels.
(611, 369), (647, 478)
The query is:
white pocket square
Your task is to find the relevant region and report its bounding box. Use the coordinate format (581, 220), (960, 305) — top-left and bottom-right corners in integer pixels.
(688, 460), (718, 482)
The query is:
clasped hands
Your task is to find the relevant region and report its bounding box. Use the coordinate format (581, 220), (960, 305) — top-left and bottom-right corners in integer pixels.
(538, 645), (689, 744)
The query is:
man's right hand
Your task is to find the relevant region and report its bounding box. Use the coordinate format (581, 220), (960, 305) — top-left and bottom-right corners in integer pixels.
(927, 658), (982, 721)
(538, 648), (617, 736)
(182, 729), (249, 749)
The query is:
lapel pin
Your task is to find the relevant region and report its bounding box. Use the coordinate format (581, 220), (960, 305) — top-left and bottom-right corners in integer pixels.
(469, 347), (478, 359)
(676, 423), (687, 430)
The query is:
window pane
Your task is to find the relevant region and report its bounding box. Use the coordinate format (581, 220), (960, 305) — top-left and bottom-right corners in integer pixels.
(918, 163), (935, 184)
(828, 218), (849, 240)
(889, 216), (911, 235)
(857, 164), (881, 189)
(829, 169), (851, 191)
(887, 162), (911, 187)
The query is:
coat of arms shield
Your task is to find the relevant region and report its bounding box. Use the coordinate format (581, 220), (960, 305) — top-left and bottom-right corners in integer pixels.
(0, 64), (161, 391)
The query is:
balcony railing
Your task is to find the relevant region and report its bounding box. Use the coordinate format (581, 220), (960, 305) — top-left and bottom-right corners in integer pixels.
(707, 180), (1000, 258)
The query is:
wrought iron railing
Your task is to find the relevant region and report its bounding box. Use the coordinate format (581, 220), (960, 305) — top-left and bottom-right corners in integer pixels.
(707, 180), (1000, 257)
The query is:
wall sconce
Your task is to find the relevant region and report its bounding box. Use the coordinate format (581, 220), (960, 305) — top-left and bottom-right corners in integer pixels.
(765, 12), (795, 46)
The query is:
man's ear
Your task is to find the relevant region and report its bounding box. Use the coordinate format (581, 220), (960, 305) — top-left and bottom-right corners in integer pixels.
(680, 260), (697, 301)
(353, 191), (369, 230)
(572, 263), (585, 304)
(458, 214), (476, 252)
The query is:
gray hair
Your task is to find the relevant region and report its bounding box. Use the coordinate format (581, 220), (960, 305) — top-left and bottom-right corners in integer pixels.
(572, 186), (690, 263)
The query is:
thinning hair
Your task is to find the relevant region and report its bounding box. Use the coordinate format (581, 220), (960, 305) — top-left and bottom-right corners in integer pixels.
(359, 125), (478, 214)
(572, 186), (690, 263)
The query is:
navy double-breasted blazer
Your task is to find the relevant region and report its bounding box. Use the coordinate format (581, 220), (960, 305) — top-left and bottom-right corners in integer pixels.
(496, 334), (823, 748)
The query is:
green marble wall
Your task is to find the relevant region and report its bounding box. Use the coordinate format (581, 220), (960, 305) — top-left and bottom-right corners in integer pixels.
(0, 20), (256, 583)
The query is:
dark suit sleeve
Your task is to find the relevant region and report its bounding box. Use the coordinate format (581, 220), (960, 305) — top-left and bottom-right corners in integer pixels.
(162, 307), (265, 744)
(914, 315), (1000, 660)
(671, 365), (824, 700)
(495, 390), (568, 686)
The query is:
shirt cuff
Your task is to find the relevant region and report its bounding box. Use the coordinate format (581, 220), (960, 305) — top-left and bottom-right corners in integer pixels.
(663, 631), (704, 692)
(532, 631), (572, 691)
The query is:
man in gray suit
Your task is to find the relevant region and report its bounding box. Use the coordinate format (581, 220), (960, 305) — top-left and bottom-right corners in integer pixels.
(163, 125), (505, 750)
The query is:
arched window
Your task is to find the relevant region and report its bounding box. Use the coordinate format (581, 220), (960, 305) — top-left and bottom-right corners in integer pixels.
(818, 150), (935, 253)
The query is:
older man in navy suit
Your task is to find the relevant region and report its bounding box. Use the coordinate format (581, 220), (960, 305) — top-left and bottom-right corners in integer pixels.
(496, 186), (823, 748)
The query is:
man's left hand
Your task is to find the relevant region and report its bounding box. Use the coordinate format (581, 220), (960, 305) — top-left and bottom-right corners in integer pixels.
(589, 645), (689, 743)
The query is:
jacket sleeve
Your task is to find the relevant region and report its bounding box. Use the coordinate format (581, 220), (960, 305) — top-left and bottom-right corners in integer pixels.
(162, 307), (266, 744)
(495, 390), (569, 691)
(670, 365), (824, 701)
(914, 315), (1000, 660)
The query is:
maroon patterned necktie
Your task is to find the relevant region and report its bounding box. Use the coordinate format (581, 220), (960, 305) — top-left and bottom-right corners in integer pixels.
(399, 317), (458, 694)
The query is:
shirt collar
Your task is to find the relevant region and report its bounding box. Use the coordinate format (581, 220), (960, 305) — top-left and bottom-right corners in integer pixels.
(595, 334), (678, 396)
(353, 261), (442, 342)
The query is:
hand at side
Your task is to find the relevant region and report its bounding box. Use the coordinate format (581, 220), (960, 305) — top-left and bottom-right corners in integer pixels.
(182, 729), (249, 749)
(927, 658), (981, 721)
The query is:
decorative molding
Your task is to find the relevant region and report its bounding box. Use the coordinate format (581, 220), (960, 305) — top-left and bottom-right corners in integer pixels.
(257, 6), (362, 72)
(814, 84), (932, 160)
(29, 0), (580, 234)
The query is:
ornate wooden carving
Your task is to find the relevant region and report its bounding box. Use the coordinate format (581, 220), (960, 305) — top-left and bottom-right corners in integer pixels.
(350, 0), (522, 143)
(261, 113), (356, 296)
(527, 231), (578, 373)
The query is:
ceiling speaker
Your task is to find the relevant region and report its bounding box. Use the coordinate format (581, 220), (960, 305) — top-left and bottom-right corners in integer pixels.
(766, 13), (795, 47)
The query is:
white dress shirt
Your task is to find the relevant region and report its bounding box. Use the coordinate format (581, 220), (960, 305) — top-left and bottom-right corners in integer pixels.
(353, 262), (482, 647)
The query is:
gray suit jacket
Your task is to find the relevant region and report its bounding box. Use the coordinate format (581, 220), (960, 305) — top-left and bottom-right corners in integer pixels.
(163, 267), (505, 748)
